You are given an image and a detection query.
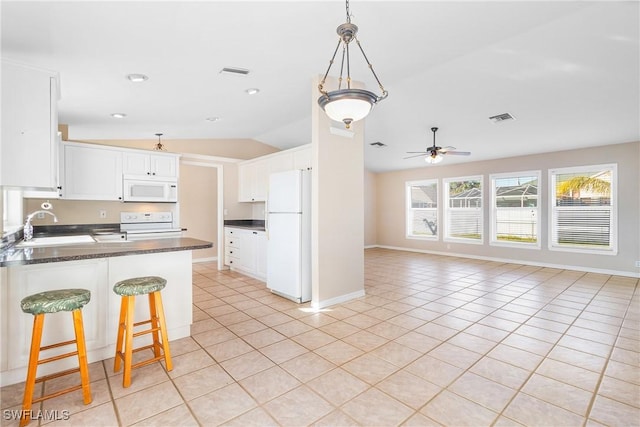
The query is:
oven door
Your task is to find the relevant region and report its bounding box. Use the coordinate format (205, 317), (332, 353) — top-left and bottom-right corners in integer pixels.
(123, 179), (178, 202)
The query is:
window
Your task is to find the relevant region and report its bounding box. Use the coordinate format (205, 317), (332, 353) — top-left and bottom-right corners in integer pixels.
(406, 180), (438, 239)
(490, 171), (541, 248)
(444, 176), (483, 243)
(2, 188), (23, 236)
(549, 164), (617, 254)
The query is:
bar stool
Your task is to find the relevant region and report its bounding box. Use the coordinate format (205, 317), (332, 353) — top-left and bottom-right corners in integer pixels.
(20, 289), (92, 427)
(113, 276), (173, 387)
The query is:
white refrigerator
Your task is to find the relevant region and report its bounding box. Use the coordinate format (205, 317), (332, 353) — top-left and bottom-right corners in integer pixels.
(267, 169), (311, 303)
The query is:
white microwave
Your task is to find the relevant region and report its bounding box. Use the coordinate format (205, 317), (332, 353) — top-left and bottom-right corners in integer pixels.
(123, 178), (178, 202)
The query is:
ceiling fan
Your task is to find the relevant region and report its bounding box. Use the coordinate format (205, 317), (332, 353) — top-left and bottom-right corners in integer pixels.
(404, 127), (471, 164)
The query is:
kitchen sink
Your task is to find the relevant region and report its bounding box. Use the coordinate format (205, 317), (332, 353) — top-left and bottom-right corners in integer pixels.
(16, 235), (96, 247)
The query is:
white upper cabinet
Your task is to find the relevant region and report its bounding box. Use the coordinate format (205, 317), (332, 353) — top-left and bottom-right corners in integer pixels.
(123, 151), (178, 179)
(237, 144), (311, 202)
(1, 60), (60, 189)
(60, 142), (123, 201)
(238, 159), (268, 202)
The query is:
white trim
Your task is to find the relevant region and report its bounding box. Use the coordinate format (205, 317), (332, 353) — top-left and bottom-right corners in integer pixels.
(179, 157), (226, 271)
(369, 245), (639, 279)
(181, 152), (243, 163)
(443, 175), (484, 244)
(311, 289), (366, 309)
(489, 170), (541, 249)
(193, 257), (218, 263)
(364, 244), (377, 249)
(548, 163), (617, 255)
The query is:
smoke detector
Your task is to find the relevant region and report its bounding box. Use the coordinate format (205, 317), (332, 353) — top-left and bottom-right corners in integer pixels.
(489, 113), (515, 123)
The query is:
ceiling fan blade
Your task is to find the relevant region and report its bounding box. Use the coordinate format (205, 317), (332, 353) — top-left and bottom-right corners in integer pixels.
(405, 151), (429, 154)
(444, 151), (471, 156)
(438, 145), (456, 153)
(403, 153), (427, 159)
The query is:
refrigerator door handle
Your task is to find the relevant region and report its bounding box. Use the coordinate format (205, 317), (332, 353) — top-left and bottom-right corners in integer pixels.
(265, 200), (269, 239)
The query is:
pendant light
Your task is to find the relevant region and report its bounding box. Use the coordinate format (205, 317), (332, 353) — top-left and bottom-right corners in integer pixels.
(153, 133), (166, 151)
(317, 0), (388, 129)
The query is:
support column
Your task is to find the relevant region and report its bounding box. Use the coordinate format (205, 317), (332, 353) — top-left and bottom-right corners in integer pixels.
(311, 75), (365, 309)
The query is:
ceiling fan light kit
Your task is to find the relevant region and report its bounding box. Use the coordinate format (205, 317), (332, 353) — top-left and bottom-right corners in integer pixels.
(317, 0), (388, 129)
(404, 127), (471, 164)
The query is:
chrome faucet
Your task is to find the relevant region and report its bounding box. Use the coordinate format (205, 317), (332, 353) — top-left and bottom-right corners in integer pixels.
(23, 210), (58, 241)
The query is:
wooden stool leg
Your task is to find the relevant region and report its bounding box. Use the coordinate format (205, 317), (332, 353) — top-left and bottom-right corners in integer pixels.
(123, 296), (135, 388)
(72, 309), (92, 405)
(21, 314), (44, 427)
(148, 293), (161, 358)
(113, 296), (128, 373)
(153, 292), (173, 372)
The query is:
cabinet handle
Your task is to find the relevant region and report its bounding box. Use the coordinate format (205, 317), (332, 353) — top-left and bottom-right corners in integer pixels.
(253, 231), (257, 235)
(229, 260), (233, 264)
(230, 241), (233, 244)
(147, 172), (150, 175)
(230, 251), (233, 254)
(118, 197), (122, 200)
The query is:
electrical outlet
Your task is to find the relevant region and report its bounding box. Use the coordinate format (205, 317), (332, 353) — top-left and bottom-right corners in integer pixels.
(36, 212), (45, 219)
(635, 261), (640, 268)
(99, 210), (107, 219)
(224, 209), (228, 216)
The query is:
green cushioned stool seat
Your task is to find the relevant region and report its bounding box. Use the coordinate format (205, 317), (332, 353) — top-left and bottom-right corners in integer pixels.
(113, 276), (167, 296)
(21, 289), (91, 315)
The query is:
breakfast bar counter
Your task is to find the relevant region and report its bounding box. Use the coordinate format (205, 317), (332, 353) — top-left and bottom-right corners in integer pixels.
(0, 237), (212, 267)
(0, 237), (212, 387)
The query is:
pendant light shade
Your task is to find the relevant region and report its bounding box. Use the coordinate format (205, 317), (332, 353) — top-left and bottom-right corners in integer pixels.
(318, 89), (377, 127)
(317, 1), (387, 129)
(153, 133), (166, 151)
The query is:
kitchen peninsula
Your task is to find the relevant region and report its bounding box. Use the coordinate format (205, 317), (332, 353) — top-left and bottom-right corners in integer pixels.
(0, 236), (212, 386)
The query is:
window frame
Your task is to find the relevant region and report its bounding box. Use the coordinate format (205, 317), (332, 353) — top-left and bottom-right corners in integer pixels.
(548, 163), (617, 255)
(2, 188), (23, 236)
(405, 179), (439, 240)
(443, 175), (484, 245)
(490, 170), (541, 249)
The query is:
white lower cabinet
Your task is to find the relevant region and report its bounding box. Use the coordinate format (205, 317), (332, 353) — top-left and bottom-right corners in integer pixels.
(5, 259), (109, 372)
(224, 227), (267, 280)
(0, 251), (193, 387)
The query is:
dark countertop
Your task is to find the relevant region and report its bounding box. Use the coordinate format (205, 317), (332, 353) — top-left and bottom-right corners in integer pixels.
(224, 219), (266, 231)
(0, 237), (212, 267)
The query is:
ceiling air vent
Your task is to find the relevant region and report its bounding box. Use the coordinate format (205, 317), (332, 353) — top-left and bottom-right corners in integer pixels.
(219, 67), (250, 76)
(489, 113), (515, 123)
(370, 142), (386, 147)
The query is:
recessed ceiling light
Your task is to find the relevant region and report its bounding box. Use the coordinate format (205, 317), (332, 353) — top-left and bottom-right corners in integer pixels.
(245, 88), (260, 95)
(111, 113), (127, 118)
(206, 117), (220, 122)
(126, 73), (149, 82)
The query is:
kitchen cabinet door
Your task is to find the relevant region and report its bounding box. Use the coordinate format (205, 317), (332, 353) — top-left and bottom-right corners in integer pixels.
(238, 160), (268, 202)
(61, 143), (123, 201)
(123, 152), (178, 179)
(1, 60), (60, 189)
(238, 229), (257, 272)
(293, 146), (311, 170)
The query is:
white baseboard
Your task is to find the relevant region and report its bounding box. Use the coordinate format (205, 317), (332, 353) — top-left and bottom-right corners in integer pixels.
(193, 256), (217, 263)
(311, 289), (366, 310)
(368, 245), (640, 279)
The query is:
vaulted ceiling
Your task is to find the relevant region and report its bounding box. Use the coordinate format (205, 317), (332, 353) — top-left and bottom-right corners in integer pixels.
(2, 1), (638, 172)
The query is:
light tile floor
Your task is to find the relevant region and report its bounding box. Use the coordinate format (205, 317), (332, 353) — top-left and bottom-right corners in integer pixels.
(2, 248), (639, 426)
